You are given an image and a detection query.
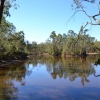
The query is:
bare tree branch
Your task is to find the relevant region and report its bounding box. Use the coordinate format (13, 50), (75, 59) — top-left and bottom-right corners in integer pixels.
(71, 0), (100, 28)
(87, 21), (100, 25)
(67, 9), (92, 23)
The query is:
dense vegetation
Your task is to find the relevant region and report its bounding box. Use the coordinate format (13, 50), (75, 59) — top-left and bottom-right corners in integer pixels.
(0, 17), (27, 61)
(0, 0), (100, 61)
(26, 27), (100, 57)
(1, 15), (100, 61)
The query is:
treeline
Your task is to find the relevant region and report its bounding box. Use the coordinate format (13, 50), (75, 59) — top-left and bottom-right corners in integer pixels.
(1, 2), (100, 59)
(27, 27), (100, 57)
(1, 16), (100, 60)
(0, 0), (100, 61)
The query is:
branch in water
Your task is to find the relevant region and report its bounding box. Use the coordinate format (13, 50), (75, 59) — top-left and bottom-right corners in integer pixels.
(94, 74), (100, 77)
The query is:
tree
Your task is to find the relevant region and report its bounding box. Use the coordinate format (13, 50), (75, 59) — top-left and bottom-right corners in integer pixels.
(0, 11), (28, 60)
(0, 0), (16, 24)
(31, 41), (37, 54)
(71, 0), (100, 29)
(50, 31), (58, 56)
(0, 0), (6, 24)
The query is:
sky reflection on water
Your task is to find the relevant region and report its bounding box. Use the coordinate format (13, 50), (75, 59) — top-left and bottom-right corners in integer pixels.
(0, 56), (100, 100)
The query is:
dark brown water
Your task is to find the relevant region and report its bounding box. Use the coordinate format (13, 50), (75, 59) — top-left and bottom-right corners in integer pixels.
(0, 56), (100, 100)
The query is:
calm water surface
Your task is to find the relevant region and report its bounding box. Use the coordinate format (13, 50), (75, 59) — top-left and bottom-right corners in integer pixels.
(0, 56), (100, 100)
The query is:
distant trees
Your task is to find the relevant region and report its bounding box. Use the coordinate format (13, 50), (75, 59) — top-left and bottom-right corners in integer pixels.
(0, 13), (100, 59)
(0, 0), (100, 59)
(21, 28), (100, 56)
(31, 29), (100, 57)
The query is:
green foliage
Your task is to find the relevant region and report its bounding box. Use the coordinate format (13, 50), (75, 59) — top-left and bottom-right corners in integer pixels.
(0, 16), (27, 60)
(33, 28), (100, 57)
(0, 0), (17, 24)
(0, 15), (99, 59)
(0, 0), (100, 59)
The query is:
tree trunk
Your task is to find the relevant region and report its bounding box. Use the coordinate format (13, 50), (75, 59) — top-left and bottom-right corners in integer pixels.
(0, 0), (5, 24)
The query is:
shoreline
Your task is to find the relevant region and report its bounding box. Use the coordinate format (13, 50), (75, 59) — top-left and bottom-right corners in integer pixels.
(0, 60), (26, 67)
(0, 53), (100, 67)
(0, 57), (28, 67)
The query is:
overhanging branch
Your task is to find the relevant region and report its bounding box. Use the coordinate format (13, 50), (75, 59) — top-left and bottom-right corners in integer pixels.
(67, 9), (92, 23)
(71, 0), (100, 28)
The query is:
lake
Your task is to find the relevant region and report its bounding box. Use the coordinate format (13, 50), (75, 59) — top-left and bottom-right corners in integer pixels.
(0, 56), (100, 100)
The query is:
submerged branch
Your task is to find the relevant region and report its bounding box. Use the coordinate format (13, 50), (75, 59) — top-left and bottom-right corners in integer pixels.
(94, 74), (100, 77)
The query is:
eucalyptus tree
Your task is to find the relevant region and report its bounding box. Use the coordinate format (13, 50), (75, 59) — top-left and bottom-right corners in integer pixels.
(67, 30), (77, 55)
(0, 0), (10, 24)
(0, 12), (28, 59)
(0, 16), (16, 57)
(0, 0), (16, 24)
(25, 40), (32, 54)
(49, 31), (58, 56)
(31, 41), (38, 54)
(56, 34), (63, 55)
(0, 0), (6, 24)
(13, 31), (25, 52)
(45, 38), (51, 54)
(50, 31), (56, 43)
(49, 32), (64, 56)
(62, 33), (67, 55)
(62, 33), (67, 43)
(61, 27), (96, 56)
(62, 30), (77, 55)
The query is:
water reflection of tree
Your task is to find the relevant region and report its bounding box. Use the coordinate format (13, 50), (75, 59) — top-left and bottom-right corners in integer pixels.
(28, 55), (99, 86)
(0, 61), (30, 100)
(0, 56), (99, 99)
(50, 57), (96, 86)
(94, 57), (100, 66)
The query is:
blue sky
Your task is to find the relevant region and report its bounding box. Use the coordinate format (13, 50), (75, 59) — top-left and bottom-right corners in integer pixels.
(7, 0), (100, 43)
